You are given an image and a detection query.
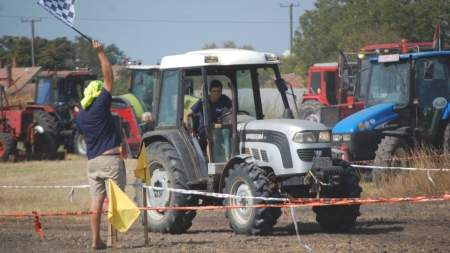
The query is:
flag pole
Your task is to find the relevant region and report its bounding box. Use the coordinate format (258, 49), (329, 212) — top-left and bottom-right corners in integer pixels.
(70, 25), (92, 43)
(142, 149), (149, 246)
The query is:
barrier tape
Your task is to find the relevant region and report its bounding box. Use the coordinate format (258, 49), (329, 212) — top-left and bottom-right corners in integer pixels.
(0, 185), (90, 189)
(1, 193), (449, 244)
(351, 164), (450, 172)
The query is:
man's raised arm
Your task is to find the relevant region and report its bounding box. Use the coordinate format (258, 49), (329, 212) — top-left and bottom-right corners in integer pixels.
(93, 40), (113, 93)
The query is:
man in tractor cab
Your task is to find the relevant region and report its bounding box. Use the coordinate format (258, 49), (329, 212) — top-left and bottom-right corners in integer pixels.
(188, 80), (231, 151)
(76, 40), (127, 250)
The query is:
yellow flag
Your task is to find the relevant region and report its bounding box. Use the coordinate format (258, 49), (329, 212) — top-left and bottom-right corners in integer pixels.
(107, 179), (140, 233)
(134, 145), (147, 180)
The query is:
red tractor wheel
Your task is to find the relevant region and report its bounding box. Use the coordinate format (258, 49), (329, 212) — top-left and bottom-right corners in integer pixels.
(0, 133), (16, 162)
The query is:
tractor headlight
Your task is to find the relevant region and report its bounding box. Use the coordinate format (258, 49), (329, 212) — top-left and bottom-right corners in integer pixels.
(293, 131), (330, 143)
(318, 131), (331, 142)
(293, 131), (316, 143)
(342, 134), (351, 142)
(333, 134), (342, 142)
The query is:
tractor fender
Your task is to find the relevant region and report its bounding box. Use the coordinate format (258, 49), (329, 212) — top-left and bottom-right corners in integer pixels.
(381, 127), (413, 143)
(141, 129), (208, 186)
(218, 154), (254, 193)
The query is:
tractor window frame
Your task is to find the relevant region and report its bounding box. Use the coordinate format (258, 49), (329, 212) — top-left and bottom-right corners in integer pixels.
(156, 69), (181, 128)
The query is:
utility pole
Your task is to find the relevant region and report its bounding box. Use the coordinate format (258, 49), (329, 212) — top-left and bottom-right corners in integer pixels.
(280, 2), (299, 55)
(21, 17), (42, 66)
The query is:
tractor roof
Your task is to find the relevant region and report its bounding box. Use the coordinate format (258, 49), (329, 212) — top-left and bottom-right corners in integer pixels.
(159, 48), (279, 69)
(126, 64), (160, 70)
(370, 50), (450, 63)
(0, 66), (41, 89)
(37, 69), (95, 79)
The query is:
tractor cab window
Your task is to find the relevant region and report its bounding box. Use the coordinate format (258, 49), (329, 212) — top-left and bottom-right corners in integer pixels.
(157, 70), (180, 127)
(236, 69), (256, 117)
(257, 67), (287, 119)
(325, 71), (337, 104)
(415, 58), (450, 128)
(367, 61), (410, 106)
(311, 72), (321, 93)
(131, 70), (157, 112)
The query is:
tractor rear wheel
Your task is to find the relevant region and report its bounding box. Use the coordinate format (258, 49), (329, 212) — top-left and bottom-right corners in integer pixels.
(373, 136), (410, 185)
(33, 110), (58, 153)
(223, 161), (281, 235)
(0, 133), (16, 162)
(141, 142), (196, 234)
(313, 160), (362, 232)
(299, 100), (321, 123)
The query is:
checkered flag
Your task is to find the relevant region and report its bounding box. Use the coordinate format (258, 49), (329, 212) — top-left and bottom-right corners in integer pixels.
(37, 0), (92, 41)
(37, 0), (76, 27)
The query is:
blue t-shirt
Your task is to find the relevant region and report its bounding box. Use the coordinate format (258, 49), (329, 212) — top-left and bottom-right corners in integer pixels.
(76, 88), (122, 160)
(191, 95), (232, 138)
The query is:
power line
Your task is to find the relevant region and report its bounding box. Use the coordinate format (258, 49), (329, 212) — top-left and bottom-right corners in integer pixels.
(280, 2), (299, 54)
(21, 17), (42, 66)
(0, 15), (289, 24)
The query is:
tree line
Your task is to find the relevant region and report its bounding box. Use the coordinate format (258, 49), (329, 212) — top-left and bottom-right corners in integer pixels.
(283, 0), (450, 75)
(0, 36), (126, 74)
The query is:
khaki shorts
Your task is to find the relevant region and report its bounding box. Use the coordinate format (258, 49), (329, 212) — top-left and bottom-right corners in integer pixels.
(87, 155), (126, 198)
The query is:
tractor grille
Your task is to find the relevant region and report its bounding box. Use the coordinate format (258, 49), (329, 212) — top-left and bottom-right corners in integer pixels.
(242, 148), (251, 155)
(297, 148), (331, 162)
(260, 150), (268, 162)
(251, 148), (260, 160)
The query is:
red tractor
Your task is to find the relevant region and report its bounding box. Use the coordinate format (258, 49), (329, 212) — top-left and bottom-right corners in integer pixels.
(0, 66), (64, 161)
(299, 52), (363, 126)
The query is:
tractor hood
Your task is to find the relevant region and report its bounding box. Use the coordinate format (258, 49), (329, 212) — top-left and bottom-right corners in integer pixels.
(333, 103), (398, 134)
(238, 118), (329, 138)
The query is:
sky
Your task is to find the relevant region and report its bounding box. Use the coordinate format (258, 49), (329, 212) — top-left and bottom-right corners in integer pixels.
(0, 0), (316, 64)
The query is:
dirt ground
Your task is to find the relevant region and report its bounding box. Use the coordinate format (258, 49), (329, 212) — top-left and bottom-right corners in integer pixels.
(1, 201), (449, 253)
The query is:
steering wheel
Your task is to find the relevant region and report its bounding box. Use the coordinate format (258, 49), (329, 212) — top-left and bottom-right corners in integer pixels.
(238, 110), (250, 116)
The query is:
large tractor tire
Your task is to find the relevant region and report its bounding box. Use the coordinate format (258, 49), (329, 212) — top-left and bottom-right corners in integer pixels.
(141, 142), (196, 234)
(33, 110), (58, 153)
(73, 131), (87, 155)
(223, 161), (282, 235)
(373, 136), (410, 185)
(0, 133), (16, 162)
(313, 160), (362, 232)
(299, 100), (322, 123)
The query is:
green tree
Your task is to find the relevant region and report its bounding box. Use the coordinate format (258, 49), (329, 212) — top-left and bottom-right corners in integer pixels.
(290, 0), (450, 75)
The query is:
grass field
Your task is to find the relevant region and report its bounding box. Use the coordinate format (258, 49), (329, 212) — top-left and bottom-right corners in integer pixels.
(1, 149), (449, 214)
(0, 155), (137, 212)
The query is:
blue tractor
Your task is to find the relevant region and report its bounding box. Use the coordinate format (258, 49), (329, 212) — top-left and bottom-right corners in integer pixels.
(332, 50), (450, 172)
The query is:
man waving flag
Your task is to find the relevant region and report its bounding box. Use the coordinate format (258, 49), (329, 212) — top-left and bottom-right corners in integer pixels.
(37, 0), (92, 41)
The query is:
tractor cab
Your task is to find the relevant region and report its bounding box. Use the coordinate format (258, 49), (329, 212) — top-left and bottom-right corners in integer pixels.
(333, 50), (450, 164)
(109, 65), (160, 156)
(35, 70), (96, 125)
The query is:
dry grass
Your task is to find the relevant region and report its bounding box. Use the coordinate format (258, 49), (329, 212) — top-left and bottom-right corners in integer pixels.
(0, 155), (137, 212)
(363, 148), (450, 197)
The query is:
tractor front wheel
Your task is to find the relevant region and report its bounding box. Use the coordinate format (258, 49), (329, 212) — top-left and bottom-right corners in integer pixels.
(313, 160), (362, 232)
(141, 142), (196, 234)
(373, 136), (410, 185)
(73, 131), (87, 155)
(0, 133), (16, 162)
(299, 100), (321, 123)
(223, 161), (281, 235)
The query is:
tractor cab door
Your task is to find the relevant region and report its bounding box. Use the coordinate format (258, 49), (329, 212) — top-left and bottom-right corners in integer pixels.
(414, 57), (450, 143)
